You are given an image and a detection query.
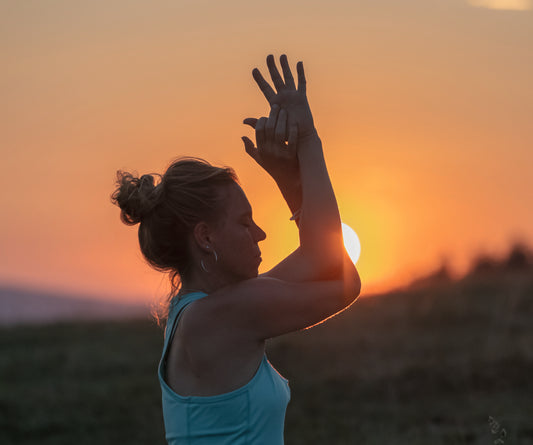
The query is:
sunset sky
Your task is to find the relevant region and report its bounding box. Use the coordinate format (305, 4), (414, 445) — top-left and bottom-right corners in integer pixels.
(2, 0), (532, 304)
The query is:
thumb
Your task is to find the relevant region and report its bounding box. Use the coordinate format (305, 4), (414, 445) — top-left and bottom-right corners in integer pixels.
(243, 118), (258, 129)
(241, 136), (259, 161)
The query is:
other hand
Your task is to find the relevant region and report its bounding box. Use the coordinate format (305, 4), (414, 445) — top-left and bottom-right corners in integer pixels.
(242, 104), (299, 183)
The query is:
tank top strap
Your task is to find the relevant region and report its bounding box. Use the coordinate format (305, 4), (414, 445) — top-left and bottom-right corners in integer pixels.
(163, 291), (208, 351)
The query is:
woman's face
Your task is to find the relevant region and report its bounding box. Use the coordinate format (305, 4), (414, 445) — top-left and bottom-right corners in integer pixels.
(211, 183), (266, 282)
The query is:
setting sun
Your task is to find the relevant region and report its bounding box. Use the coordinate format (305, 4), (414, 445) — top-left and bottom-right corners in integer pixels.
(342, 223), (361, 265)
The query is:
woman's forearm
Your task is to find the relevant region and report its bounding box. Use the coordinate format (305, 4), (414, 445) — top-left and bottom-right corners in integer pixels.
(297, 131), (344, 275)
(275, 176), (302, 229)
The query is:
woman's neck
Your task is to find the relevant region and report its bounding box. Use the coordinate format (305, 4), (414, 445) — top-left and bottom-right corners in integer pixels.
(178, 267), (241, 298)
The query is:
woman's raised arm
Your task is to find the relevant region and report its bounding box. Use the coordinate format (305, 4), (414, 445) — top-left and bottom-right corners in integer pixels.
(183, 55), (361, 341)
(243, 54), (346, 280)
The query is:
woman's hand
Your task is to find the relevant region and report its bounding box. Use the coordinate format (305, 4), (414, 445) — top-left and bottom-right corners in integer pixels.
(242, 54), (317, 182)
(242, 104), (299, 183)
(248, 54), (316, 141)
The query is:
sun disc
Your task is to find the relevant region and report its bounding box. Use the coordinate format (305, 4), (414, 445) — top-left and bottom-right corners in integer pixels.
(341, 222), (361, 265)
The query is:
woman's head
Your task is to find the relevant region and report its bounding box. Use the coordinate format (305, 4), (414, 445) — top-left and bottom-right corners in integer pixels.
(202, 182), (266, 283)
(110, 156), (246, 303)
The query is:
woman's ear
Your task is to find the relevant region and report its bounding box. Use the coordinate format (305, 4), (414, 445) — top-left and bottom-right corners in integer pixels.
(192, 221), (213, 252)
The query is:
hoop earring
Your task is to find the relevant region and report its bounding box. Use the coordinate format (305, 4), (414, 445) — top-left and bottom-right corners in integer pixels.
(200, 249), (218, 274)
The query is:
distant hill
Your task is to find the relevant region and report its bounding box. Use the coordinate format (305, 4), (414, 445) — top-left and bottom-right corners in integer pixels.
(0, 285), (150, 326)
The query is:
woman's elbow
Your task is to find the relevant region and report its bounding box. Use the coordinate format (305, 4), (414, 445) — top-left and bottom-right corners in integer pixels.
(300, 232), (345, 278)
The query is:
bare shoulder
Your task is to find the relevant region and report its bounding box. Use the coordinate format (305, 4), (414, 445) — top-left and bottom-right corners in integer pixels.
(181, 277), (283, 335)
(186, 270), (360, 341)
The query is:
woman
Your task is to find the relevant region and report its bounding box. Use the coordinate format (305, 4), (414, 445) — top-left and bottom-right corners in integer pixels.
(111, 54), (361, 444)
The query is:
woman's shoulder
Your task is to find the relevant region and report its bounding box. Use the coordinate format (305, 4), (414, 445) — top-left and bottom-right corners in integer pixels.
(180, 277), (281, 330)
(185, 272), (357, 341)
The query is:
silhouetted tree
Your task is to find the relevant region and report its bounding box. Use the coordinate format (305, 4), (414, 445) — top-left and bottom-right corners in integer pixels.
(504, 242), (532, 271)
(467, 241), (533, 278)
(407, 260), (453, 290)
(469, 253), (500, 276)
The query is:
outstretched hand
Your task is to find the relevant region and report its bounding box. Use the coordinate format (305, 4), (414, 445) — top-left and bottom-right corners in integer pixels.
(242, 54), (316, 182)
(249, 54), (315, 141)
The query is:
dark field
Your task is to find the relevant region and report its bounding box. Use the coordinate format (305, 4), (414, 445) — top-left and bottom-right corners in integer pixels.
(1, 273), (532, 444)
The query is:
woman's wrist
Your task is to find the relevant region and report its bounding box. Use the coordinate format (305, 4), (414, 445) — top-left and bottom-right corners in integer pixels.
(271, 165), (301, 194)
(279, 183), (302, 210)
(275, 175), (302, 217)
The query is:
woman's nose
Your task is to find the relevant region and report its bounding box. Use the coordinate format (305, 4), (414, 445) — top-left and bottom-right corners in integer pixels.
(254, 223), (267, 242)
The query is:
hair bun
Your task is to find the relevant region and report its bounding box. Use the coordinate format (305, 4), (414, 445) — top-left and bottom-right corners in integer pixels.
(110, 171), (162, 225)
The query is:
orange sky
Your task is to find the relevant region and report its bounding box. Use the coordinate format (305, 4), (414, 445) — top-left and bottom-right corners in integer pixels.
(1, 1), (532, 303)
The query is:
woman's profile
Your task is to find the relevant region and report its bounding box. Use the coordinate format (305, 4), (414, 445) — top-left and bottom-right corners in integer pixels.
(111, 54), (361, 444)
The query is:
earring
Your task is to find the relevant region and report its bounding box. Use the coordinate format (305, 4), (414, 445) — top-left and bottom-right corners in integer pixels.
(200, 248), (218, 273)
(205, 245), (217, 262)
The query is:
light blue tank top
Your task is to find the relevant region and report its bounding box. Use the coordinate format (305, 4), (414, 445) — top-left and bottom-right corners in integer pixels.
(158, 291), (291, 445)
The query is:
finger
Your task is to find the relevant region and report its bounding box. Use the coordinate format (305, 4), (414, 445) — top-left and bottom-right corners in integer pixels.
(265, 104), (280, 140)
(266, 54), (285, 92)
(243, 117), (258, 129)
(280, 54), (296, 90)
(297, 61), (307, 94)
(275, 108), (287, 143)
(242, 136), (259, 161)
(252, 68), (276, 103)
(287, 115), (298, 154)
(255, 117), (267, 148)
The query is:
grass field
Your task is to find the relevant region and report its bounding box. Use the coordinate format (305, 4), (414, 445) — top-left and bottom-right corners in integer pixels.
(1, 272), (532, 444)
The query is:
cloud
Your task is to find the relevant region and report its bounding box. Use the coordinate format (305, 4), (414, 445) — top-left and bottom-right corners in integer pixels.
(467, 0), (533, 10)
